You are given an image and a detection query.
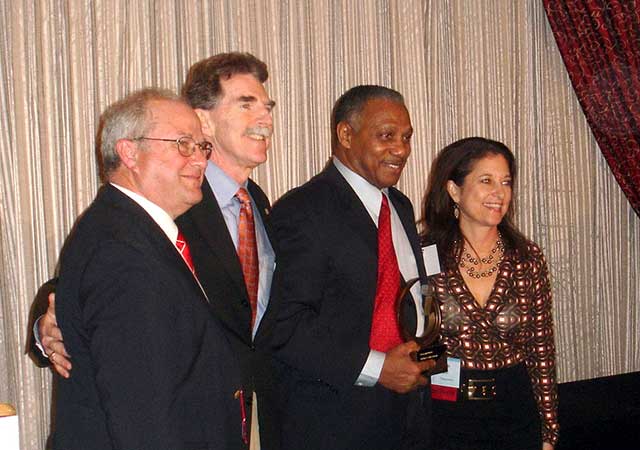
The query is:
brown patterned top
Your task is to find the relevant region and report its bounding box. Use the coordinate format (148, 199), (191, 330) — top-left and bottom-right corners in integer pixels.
(431, 242), (559, 445)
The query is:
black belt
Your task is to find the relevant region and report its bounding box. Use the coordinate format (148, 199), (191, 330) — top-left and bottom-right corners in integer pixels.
(457, 363), (528, 401)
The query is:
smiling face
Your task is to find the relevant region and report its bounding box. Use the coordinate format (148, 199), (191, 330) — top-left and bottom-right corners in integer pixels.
(196, 73), (275, 183)
(131, 99), (207, 218)
(447, 153), (512, 231)
(337, 98), (413, 189)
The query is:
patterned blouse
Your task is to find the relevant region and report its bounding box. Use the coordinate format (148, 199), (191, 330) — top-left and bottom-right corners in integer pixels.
(431, 241), (560, 445)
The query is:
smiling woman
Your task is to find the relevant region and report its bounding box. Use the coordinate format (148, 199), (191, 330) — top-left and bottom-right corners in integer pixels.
(448, 153), (513, 232)
(419, 137), (560, 450)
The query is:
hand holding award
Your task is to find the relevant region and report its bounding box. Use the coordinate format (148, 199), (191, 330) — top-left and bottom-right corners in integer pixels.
(396, 278), (447, 374)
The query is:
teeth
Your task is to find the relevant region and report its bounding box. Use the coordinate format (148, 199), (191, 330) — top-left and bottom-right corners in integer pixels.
(245, 126), (272, 140)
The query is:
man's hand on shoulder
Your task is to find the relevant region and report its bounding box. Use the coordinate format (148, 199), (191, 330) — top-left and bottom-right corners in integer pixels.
(377, 341), (435, 394)
(40, 293), (72, 378)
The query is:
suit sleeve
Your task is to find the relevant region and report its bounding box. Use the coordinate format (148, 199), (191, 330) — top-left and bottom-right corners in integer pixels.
(77, 241), (185, 450)
(269, 199), (371, 390)
(26, 278), (57, 366)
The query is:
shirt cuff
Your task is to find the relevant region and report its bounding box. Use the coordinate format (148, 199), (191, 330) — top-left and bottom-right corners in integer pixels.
(355, 350), (385, 387)
(33, 316), (48, 358)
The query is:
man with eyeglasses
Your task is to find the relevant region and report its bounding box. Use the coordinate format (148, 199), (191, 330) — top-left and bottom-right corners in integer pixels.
(50, 88), (243, 450)
(35, 53), (280, 450)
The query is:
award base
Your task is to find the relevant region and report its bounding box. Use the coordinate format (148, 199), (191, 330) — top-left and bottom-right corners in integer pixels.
(412, 343), (448, 375)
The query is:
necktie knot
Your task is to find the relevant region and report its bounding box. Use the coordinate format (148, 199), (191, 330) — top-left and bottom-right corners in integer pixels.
(176, 230), (196, 275)
(176, 235), (186, 252)
(236, 187), (252, 208)
(379, 193), (390, 224)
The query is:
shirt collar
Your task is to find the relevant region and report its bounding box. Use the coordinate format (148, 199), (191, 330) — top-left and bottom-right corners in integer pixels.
(205, 160), (248, 207)
(110, 182), (178, 243)
(333, 156), (389, 218)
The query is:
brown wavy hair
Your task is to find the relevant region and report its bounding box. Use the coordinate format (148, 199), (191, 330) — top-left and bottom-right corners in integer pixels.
(181, 52), (268, 110)
(418, 137), (530, 261)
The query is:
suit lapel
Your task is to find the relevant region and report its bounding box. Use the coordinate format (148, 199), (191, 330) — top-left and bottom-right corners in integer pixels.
(248, 180), (270, 223)
(389, 188), (427, 282)
(321, 164), (424, 276)
(102, 185), (207, 300)
(322, 162), (378, 258)
(248, 179), (275, 249)
(321, 163), (379, 312)
(188, 178), (249, 298)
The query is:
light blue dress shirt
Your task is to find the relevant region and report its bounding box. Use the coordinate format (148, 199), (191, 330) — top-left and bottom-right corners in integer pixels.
(205, 161), (275, 338)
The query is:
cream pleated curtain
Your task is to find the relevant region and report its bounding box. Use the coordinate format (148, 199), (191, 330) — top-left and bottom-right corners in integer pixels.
(1, 1), (638, 449)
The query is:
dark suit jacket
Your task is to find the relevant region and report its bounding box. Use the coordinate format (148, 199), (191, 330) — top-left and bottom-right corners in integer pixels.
(269, 162), (431, 450)
(176, 177), (281, 450)
(52, 184), (243, 450)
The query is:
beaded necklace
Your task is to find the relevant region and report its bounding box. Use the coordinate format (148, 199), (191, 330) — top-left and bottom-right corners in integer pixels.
(458, 234), (504, 279)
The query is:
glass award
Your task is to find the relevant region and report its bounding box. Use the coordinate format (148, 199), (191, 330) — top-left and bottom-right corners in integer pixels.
(396, 277), (447, 374)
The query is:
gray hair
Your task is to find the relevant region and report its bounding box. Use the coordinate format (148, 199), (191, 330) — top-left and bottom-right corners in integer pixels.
(97, 88), (183, 179)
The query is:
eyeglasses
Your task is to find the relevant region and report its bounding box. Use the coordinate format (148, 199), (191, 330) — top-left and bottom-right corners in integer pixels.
(133, 136), (213, 159)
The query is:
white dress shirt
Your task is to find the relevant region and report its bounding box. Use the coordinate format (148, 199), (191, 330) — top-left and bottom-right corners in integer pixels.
(111, 183), (179, 243)
(333, 157), (423, 387)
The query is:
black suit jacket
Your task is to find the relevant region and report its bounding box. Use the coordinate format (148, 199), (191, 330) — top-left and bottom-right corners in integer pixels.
(176, 177), (281, 450)
(269, 162), (430, 450)
(52, 184), (243, 450)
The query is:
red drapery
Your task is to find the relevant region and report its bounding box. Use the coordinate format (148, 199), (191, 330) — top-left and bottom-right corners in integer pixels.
(544, 0), (640, 216)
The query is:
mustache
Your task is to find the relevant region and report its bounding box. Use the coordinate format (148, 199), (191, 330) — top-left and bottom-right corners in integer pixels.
(244, 126), (272, 138)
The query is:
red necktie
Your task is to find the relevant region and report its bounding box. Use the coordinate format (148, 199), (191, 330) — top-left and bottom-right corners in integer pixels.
(236, 188), (259, 328)
(176, 230), (196, 275)
(369, 194), (402, 352)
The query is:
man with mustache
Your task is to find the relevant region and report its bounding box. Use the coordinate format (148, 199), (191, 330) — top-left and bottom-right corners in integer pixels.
(269, 85), (434, 450)
(51, 88), (242, 450)
(179, 52), (279, 450)
(35, 53), (279, 450)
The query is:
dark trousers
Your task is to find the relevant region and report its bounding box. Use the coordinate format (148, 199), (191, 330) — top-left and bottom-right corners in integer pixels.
(431, 363), (541, 450)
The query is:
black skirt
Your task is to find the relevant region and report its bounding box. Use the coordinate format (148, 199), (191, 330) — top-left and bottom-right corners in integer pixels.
(430, 363), (541, 450)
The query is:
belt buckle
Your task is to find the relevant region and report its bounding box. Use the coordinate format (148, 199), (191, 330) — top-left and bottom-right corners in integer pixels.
(466, 378), (496, 400)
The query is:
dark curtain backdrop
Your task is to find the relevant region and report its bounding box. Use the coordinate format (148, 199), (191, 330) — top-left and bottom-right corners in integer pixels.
(544, 0), (640, 216)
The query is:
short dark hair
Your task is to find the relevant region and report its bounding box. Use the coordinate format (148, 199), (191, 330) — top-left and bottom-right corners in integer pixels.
(331, 85), (404, 150)
(419, 136), (529, 257)
(181, 52), (268, 110)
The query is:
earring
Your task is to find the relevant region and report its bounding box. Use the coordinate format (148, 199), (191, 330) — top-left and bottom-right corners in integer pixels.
(453, 203), (460, 219)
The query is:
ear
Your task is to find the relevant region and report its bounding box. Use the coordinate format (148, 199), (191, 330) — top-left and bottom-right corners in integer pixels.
(115, 138), (140, 170)
(336, 121), (353, 149)
(446, 180), (461, 203)
(195, 108), (214, 140)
